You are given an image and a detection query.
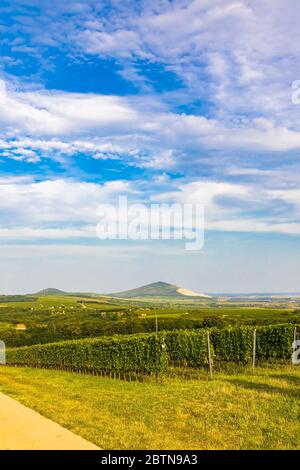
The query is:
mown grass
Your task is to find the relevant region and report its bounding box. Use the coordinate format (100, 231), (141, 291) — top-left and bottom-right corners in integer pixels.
(0, 365), (299, 449)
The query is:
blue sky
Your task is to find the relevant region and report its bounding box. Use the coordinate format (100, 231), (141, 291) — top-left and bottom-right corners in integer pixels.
(0, 0), (300, 293)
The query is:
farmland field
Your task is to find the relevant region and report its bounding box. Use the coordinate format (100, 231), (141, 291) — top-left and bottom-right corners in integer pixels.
(0, 365), (299, 450)
(0, 290), (300, 451)
(0, 293), (299, 348)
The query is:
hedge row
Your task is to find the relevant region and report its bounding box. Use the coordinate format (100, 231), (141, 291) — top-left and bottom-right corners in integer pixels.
(6, 332), (168, 375)
(5, 323), (297, 374)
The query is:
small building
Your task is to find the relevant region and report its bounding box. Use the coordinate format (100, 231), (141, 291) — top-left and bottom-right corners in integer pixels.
(16, 324), (27, 331)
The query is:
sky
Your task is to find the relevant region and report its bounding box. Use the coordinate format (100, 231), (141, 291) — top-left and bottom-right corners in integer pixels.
(0, 0), (300, 294)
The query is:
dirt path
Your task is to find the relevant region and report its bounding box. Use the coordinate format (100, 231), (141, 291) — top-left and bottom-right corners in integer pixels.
(0, 392), (99, 450)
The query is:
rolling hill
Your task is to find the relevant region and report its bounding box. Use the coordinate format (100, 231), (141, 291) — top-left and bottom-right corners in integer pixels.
(34, 288), (68, 296)
(108, 281), (211, 299)
(30, 282), (212, 301)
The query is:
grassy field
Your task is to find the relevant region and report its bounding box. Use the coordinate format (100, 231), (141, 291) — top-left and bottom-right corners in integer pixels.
(0, 365), (299, 449)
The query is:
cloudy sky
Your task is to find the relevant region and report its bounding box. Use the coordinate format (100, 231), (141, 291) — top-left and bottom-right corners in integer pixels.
(0, 0), (300, 294)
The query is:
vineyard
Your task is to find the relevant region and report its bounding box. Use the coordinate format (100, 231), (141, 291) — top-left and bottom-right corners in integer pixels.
(5, 323), (298, 378)
(0, 291), (300, 349)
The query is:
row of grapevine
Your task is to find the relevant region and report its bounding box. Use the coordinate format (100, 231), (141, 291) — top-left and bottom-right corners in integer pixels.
(6, 332), (168, 375)
(164, 329), (210, 366)
(5, 323), (296, 375)
(165, 324), (296, 366)
(211, 324), (295, 362)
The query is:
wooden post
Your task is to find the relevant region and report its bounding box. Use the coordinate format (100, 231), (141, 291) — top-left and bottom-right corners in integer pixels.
(294, 326), (297, 349)
(252, 328), (257, 372)
(155, 314), (158, 334)
(207, 332), (213, 379)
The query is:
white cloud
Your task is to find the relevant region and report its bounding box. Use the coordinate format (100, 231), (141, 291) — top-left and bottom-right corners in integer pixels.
(0, 0), (299, 243)
(0, 178), (132, 236)
(0, 227), (95, 240)
(0, 136), (143, 162)
(158, 179), (300, 236)
(139, 149), (176, 169)
(0, 81), (138, 136)
(0, 176), (299, 242)
(0, 0), (299, 292)
(81, 29), (143, 59)
(2, 76), (300, 170)
(72, 0), (300, 123)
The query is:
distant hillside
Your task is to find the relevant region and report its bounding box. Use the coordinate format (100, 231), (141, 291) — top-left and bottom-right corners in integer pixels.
(108, 281), (211, 299)
(34, 288), (68, 296)
(0, 295), (37, 303)
(32, 288), (109, 300)
(31, 283), (212, 300)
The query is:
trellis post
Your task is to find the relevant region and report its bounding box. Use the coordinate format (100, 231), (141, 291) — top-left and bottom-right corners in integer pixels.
(207, 332), (213, 379)
(252, 328), (257, 372)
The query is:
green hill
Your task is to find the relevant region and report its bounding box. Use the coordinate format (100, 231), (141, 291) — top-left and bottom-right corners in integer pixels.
(108, 281), (211, 299)
(34, 288), (68, 296)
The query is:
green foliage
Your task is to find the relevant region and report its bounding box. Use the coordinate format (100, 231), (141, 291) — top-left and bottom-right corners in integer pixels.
(6, 333), (168, 375)
(164, 323), (296, 366)
(0, 292), (299, 348)
(202, 315), (226, 328)
(256, 324), (295, 360)
(211, 326), (254, 362)
(0, 314), (206, 348)
(0, 296), (37, 303)
(164, 329), (210, 367)
(211, 323), (296, 363)
(5, 323), (297, 376)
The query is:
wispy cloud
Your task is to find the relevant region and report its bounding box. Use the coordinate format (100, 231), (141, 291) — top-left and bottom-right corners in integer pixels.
(0, 176), (299, 241)
(0, 0), (299, 293)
